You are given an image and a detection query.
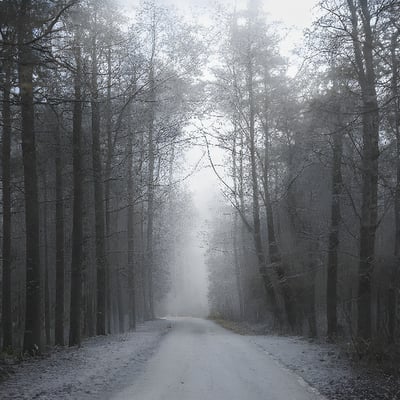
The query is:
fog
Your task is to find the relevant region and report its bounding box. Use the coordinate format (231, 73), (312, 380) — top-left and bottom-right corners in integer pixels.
(130, 0), (321, 318)
(2, 1), (398, 378)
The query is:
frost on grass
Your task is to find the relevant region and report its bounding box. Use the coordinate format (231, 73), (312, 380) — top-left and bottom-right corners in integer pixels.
(250, 335), (400, 400)
(0, 320), (171, 400)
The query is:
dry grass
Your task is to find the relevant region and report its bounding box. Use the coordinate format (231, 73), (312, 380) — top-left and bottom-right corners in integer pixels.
(209, 318), (272, 336)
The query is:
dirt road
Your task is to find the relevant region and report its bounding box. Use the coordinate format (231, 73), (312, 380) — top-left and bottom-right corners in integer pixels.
(110, 318), (325, 400)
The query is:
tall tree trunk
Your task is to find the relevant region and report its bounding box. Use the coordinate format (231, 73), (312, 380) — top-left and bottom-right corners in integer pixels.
(233, 212), (244, 320)
(140, 171), (147, 322)
(135, 126), (147, 323)
(238, 125), (248, 318)
(262, 103), (295, 330)
(19, 1), (42, 354)
(127, 110), (137, 330)
(306, 236), (318, 338)
(117, 271), (125, 333)
(389, 29), (400, 343)
(146, 107), (155, 320)
(91, 34), (107, 336)
(55, 117), (65, 346)
(232, 130), (244, 320)
(69, 41), (83, 347)
(327, 109), (344, 339)
(43, 171), (51, 346)
(104, 46), (113, 335)
(146, 17), (156, 320)
(393, 30), (400, 255)
(348, 0), (380, 339)
(2, 44), (13, 351)
(246, 55), (280, 322)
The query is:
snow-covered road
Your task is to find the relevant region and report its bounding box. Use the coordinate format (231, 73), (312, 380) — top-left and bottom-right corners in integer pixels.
(110, 317), (326, 400)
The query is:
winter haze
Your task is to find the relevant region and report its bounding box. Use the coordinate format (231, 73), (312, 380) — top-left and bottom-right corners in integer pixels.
(0, 0), (399, 399)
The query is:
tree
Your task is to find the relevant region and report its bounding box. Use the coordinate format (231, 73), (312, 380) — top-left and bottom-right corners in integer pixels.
(54, 110), (65, 346)
(346, 0), (380, 340)
(326, 94), (344, 339)
(1, 18), (13, 351)
(18, 0), (42, 354)
(69, 29), (83, 347)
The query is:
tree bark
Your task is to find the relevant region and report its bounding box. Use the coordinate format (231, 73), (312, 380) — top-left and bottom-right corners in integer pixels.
(127, 107), (137, 330)
(55, 116), (65, 346)
(146, 16), (157, 320)
(262, 101), (295, 330)
(43, 170), (51, 346)
(91, 34), (107, 336)
(117, 271), (125, 333)
(238, 129), (248, 318)
(140, 157), (147, 322)
(246, 55), (279, 320)
(347, 0), (380, 340)
(390, 28), (400, 343)
(327, 107), (344, 339)
(104, 46), (113, 335)
(19, 0), (42, 354)
(146, 103), (155, 320)
(232, 129), (244, 320)
(69, 40), (83, 347)
(2, 43), (13, 351)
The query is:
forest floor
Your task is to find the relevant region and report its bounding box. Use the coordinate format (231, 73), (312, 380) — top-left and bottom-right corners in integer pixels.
(0, 319), (171, 399)
(214, 319), (400, 400)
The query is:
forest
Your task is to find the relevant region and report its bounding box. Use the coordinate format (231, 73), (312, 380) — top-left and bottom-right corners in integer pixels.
(0, 0), (400, 364)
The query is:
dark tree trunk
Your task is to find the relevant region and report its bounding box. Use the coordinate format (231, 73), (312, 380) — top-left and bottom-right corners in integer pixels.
(69, 42), (83, 347)
(305, 229), (318, 338)
(146, 26), (156, 320)
(2, 45), (13, 351)
(347, 0), (380, 339)
(262, 107), (295, 330)
(146, 115), (155, 320)
(390, 29), (400, 344)
(238, 126), (248, 318)
(232, 130), (244, 320)
(117, 272), (125, 333)
(233, 213), (244, 320)
(140, 174), (147, 322)
(104, 46), (112, 334)
(357, 78), (379, 339)
(43, 171), (51, 346)
(55, 118), (65, 346)
(247, 56), (280, 322)
(91, 35), (107, 336)
(127, 112), (137, 330)
(19, 1), (42, 354)
(327, 111), (344, 339)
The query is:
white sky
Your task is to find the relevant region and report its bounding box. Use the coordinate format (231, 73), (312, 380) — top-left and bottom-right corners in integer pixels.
(119, 0), (318, 26)
(117, 0), (320, 71)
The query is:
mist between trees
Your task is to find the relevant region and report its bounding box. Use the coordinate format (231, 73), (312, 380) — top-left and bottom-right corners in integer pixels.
(0, 0), (399, 358)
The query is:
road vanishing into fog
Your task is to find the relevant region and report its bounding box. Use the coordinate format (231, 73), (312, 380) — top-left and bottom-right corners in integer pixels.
(110, 318), (326, 400)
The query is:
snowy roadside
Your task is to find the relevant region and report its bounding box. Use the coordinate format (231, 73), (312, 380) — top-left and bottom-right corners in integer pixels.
(249, 334), (400, 400)
(0, 319), (172, 400)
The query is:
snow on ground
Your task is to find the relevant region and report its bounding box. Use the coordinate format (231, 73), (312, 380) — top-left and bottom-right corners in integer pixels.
(249, 335), (400, 400)
(0, 319), (171, 400)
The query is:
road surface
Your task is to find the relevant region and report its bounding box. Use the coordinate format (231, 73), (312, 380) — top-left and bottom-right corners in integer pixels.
(110, 318), (325, 400)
